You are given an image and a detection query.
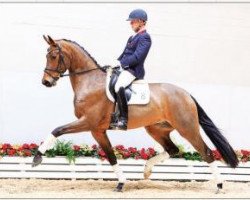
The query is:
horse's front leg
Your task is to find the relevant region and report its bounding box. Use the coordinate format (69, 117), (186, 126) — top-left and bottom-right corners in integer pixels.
(91, 130), (126, 192)
(32, 117), (88, 167)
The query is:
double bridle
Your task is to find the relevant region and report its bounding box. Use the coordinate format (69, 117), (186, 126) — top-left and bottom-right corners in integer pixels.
(44, 44), (106, 81)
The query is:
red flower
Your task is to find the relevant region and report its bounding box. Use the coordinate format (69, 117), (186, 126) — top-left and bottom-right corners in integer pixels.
(92, 144), (97, 150)
(240, 150), (250, 162)
(2, 143), (11, 150)
(98, 150), (106, 157)
(141, 154), (148, 160)
(22, 143), (30, 149)
(128, 147), (137, 154)
(140, 148), (149, 160)
(212, 150), (222, 160)
(23, 150), (32, 157)
(115, 145), (125, 151)
(123, 151), (131, 158)
(241, 150), (250, 157)
(30, 143), (38, 149)
(7, 149), (16, 156)
(73, 145), (81, 151)
(18, 146), (24, 151)
(148, 147), (155, 156)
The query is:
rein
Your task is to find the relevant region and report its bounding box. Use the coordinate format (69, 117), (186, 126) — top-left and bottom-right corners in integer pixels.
(60, 67), (106, 77)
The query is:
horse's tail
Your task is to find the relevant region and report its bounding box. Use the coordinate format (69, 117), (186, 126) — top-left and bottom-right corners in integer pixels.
(191, 95), (239, 168)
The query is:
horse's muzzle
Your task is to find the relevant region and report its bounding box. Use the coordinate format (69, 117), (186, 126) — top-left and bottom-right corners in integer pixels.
(42, 79), (55, 87)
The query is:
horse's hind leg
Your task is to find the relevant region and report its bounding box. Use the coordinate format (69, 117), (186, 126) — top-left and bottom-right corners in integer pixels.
(173, 107), (223, 192)
(144, 122), (178, 179)
(178, 127), (223, 192)
(180, 128), (223, 192)
(146, 122), (179, 155)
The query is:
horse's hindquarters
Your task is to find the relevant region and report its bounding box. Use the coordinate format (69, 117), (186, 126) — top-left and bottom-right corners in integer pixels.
(127, 83), (170, 129)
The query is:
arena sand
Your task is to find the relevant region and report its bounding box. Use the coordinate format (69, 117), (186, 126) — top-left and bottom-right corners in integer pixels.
(0, 179), (249, 198)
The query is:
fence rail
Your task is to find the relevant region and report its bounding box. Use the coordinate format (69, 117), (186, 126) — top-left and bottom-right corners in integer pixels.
(0, 157), (250, 181)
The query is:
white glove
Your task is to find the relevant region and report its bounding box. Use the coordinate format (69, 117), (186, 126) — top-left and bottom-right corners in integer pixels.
(112, 60), (121, 68)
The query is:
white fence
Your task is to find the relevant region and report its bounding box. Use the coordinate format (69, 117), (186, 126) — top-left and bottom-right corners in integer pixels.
(0, 157), (250, 182)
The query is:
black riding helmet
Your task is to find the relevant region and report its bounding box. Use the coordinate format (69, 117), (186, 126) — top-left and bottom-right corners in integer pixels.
(126, 9), (148, 22)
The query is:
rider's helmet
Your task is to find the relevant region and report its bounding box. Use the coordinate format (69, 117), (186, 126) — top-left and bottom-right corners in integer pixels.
(126, 9), (148, 22)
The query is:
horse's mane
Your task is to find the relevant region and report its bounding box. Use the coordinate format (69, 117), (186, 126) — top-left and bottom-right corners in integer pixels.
(61, 39), (102, 69)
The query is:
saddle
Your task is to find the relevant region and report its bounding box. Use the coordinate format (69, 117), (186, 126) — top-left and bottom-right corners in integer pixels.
(105, 66), (150, 105)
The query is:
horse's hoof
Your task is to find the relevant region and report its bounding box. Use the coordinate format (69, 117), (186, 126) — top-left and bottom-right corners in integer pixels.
(32, 154), (43, 167)
(113, 182), (124, 192)
(215, 183), (223, 194)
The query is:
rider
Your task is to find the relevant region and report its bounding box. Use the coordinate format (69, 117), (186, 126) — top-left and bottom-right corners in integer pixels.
(113, 9), (152, 130)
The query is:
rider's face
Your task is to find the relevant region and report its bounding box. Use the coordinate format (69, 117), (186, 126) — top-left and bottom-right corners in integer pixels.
(130, 19), (144, 33)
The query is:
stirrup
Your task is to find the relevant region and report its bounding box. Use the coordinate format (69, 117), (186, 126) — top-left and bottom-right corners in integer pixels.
(115, 118), (128, 131)
(116, 121), (127, 131)
(109, 112), (119, 129)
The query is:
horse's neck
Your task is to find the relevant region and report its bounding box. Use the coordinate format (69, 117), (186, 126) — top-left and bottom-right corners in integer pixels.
(69, 70), (105, 96)
(67, 46), (105, 99)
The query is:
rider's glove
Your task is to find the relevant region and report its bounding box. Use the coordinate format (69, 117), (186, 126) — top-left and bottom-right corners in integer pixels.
(112, 60), (121, 68)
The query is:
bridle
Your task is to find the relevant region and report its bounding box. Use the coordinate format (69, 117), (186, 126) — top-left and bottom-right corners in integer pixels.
(44, 44), (67, 81)
(44, 44), (106, 81)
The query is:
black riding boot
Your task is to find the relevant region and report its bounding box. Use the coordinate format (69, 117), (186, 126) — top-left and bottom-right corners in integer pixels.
(116, 87), (128, 130)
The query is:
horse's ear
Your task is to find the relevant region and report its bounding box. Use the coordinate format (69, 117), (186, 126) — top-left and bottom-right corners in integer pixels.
(43, 35), (50, 45)
(47, 35), (56, 46)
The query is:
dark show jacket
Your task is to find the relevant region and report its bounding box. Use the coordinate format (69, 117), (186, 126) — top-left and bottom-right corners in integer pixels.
(118, 30), (152, 79)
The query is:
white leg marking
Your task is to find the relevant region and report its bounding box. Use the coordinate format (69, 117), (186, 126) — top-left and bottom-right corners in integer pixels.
(112, 163), (127, 183)
(144, 151), (170, 179)
(209, 161), (223, 184)
(38, 134), (57, 154)
(209, 161), (224, 193)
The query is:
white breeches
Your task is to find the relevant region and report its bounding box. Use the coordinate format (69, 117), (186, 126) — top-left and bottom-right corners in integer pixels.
(115, 70), (136, 93)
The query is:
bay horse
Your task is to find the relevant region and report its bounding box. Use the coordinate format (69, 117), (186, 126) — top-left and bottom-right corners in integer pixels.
(33, 35), (238, 192)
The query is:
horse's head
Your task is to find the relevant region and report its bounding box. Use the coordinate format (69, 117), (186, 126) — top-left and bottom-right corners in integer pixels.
(42, 35), (69, 87)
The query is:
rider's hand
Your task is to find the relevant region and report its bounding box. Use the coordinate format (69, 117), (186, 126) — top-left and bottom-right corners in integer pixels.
(111, 60), (120, 68)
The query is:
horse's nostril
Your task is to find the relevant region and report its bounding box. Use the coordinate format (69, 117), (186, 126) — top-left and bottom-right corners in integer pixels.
(42, 80), (52, 87)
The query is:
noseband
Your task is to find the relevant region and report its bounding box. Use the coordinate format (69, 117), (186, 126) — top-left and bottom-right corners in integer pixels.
(44, 44), (106, 81)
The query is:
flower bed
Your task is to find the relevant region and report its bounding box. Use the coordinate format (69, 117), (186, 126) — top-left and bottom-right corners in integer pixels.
(0, 141), (249, 163)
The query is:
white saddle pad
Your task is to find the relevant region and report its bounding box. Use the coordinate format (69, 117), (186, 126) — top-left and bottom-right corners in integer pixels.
(106, 68), (150, 105)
